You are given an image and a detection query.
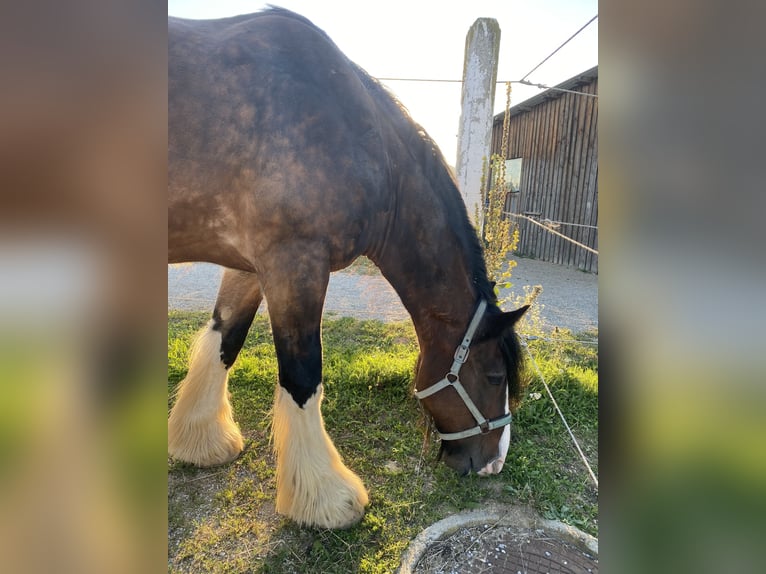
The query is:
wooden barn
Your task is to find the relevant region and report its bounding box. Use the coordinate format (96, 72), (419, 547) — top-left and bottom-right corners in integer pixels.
(490, 66), (598, 273)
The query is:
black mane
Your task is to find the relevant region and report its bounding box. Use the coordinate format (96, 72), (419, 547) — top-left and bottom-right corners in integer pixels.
(352, 67), (499, 310)
(348, 54), (527, 403)
(500, 328), (525, 407)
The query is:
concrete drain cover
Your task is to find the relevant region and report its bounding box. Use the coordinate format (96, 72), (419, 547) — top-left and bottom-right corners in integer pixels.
(398, 505), (598, 574)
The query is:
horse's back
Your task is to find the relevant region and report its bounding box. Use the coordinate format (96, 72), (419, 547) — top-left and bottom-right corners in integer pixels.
(169, 9), (389, 269)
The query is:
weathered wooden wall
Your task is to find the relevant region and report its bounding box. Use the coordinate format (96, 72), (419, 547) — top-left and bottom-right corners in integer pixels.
(491, 72), (598, 273)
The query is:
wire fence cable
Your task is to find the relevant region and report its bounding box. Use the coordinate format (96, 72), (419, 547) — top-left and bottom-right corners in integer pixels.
(519, 14), (598, 82)
(505, 212), (598, 256)
(376, 77), (598, 99)
(520, 335), (599, 488)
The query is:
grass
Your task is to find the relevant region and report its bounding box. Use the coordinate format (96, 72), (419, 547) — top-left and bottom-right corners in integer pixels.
(345, 255), (382, 275)
(168, 311), (598, 573)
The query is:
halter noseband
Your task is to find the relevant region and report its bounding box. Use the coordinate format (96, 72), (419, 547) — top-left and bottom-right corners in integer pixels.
(414, 299), (513, 441)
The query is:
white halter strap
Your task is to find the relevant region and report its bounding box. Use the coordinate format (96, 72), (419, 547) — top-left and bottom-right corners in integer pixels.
(414, 299), (512, 441)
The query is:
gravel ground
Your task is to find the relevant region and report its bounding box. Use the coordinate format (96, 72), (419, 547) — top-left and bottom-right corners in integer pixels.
(168, 257), (597, 334)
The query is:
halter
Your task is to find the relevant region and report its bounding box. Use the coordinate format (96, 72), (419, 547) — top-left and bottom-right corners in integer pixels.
(414, 299), (513, 441)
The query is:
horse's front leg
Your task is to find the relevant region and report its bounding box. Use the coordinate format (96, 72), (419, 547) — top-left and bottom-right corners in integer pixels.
(168, 269), (262, 466)
(262, 247), (368, 529)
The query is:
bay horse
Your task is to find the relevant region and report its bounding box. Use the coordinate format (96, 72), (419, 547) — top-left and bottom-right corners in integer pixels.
(168, 7), (528, 529)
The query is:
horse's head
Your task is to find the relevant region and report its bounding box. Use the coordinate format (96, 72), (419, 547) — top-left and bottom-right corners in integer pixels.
(415, 301), (529, 476)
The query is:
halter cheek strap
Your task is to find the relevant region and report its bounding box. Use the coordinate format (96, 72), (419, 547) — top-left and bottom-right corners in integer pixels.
(414, 299), (513, 441)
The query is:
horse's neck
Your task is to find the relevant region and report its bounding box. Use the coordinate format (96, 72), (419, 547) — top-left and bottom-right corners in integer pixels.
(367, 179), (478, 343)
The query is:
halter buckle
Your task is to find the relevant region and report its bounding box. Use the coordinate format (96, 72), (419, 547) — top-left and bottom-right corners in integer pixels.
(454, 344), (470, 364)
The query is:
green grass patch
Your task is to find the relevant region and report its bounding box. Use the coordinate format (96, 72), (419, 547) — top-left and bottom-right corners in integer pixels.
(168, 311), (597, 573)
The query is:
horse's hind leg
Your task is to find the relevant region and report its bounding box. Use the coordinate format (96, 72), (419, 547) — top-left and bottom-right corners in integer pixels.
(262, 246), (368, 529)
(168, 269), (262, 466)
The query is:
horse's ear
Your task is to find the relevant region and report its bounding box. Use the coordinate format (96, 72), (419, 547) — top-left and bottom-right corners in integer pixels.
(503, 304), (529, 328)
(477, 305), (529, 341)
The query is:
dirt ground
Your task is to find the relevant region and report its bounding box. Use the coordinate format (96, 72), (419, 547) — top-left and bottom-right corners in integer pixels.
(168, 257), (597, 333)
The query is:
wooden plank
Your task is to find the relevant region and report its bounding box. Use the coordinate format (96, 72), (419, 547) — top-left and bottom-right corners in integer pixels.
(557, 92), (575, 266)
(577, 86), (595, 271)
(566, 89), (587, 267)
(565, 91), (581, 267)
(537, 100), (552, 263)
(544, 98), (560, 264)
(523, 108), (539, 258)
(535, 102), (552, 262)
(520, 110), (534, 257)
(512, 112), (530, 256)
(587, 80), (599, 271)
(587, 77), (598, 271)
(570, 84), (590, 269)
(545, 95), (561, 264)
(523, 109), (538, 258)
(509, 107), (520, 159)
(517, 110), (529, 257)
(550, 91), (568, 265)
(547, 94), (563, 264)
(507, 113), (520, 249)
(578, 81), (598, 271)
(581, 81), (598, 272)
(540, 100), (556, 261)
(535, 102), (549, 261)
(551, 92), (569, 265)
(544, 98), (561, 264)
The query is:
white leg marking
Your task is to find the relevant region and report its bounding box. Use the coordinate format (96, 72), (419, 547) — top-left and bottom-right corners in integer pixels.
(478, 387), (511, 476)
(272, 385), (368, 529)
(168, 321), (243, 466)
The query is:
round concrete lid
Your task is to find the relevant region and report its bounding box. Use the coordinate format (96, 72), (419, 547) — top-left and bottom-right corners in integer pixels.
(398, 504), (598, 574)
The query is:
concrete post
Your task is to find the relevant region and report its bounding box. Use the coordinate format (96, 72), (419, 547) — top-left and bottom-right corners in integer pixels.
(456, 18), (501, 227)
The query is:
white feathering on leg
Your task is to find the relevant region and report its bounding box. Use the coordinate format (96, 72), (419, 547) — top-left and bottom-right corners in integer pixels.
(168, 321), (244, 466)
(272, 385), (368, 528)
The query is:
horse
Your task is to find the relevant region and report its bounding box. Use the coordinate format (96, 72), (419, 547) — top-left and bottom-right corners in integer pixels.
(168, 7), (528, 529)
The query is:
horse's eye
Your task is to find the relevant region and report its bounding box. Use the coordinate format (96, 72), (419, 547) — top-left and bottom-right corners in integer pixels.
(487, 373), (505, 386)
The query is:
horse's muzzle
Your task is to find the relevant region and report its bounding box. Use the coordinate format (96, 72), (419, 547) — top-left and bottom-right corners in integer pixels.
(477, 457), (505, 476)
(440, 448), (505, 476)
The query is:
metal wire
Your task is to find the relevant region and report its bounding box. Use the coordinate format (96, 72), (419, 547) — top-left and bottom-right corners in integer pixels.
(514, 79), (598, 98)
(520, 336), (599, 488)
(505, 212), (599, 256)
(519, 15), (599, 82)
(540, 219), (599, 230)
(376, 77), (598, 99)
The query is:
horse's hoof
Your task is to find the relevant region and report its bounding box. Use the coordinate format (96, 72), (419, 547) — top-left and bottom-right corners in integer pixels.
(314, 491), (368, 530)
(276, 464), (369, 529)
(288, 492), (367, 530)
(168, 417), (244, 467)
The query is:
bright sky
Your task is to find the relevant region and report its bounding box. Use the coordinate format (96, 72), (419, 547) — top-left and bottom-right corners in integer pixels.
(168, 0), (597, 165)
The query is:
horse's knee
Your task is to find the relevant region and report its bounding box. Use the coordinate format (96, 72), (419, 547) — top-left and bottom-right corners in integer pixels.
(213, 308), (257, 369)
(212, 268), (262, 368)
